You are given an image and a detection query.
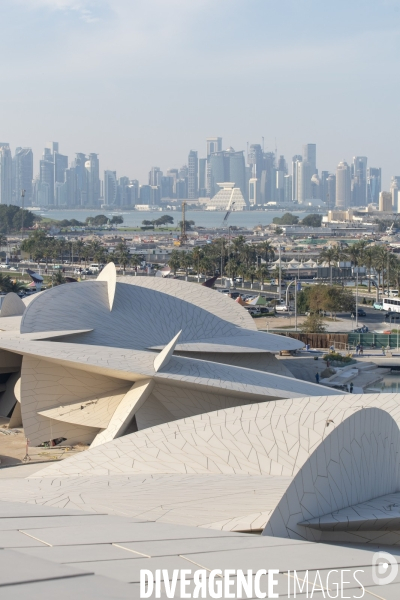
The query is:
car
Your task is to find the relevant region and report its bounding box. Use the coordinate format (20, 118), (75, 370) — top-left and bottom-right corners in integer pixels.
(385, 312), (400, 320)
(275, 304), (289, 312)
(74, 268), (82, 275)
(357, 308), (367, 317)
(234, 277), (243, 283)
(9, 267), (17, 271)
(244, 307), (260, 315)
(373, 302), (384, 310)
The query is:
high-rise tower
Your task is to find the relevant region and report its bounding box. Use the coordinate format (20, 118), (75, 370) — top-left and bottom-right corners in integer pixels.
(13, 148), (33, 205)
(336, 161), (351, 209)
(302, 144), (317, 174)
(351, 156), (367, 207)
(0, 144), (12, 205)
(188, 150), (198, 199)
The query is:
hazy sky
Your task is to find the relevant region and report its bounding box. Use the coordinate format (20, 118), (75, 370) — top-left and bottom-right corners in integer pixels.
(1, 0), (399, 186)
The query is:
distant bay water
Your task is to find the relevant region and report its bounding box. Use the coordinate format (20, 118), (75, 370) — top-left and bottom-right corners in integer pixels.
(38, 208), (318, 230)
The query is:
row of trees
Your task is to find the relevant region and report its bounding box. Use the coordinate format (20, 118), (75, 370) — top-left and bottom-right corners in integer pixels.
(142, 215), (174, 229)
(168, 236), (275, 285)
(272, 213), (323, 227)
(20, 231), (143, 274)
(319, 240), (400, 294)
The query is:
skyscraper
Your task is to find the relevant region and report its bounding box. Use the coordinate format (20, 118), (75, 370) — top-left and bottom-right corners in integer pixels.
(248, 144), (264, 179)
(284, 175), (292, 203)
(367, 167), (381, 204)
(296, 161), (312, 204)
(104, 170), (117, 205)
(13, 148), (33, 205)
(206, 137), (222, 158)
(291, 155), (302, 201)
(85, 154), (100, 206)
(73, 153), (88, 205)
(391, 176), (400, 213)
(198, 158), (207, 197)
(206, 137), (222, 196)
(302, 144), (317, 174)
(0, 144), (12, 205)
(54, 152), (68, 186)
(39, 148), (54, 205)
(327, 174), (336, 210)
(149, 167), (162, 187)
(351, 156), (367, 207)
(187, 150), (198, 199)
(261, 152), (276, 203)
(336, 161), (351, 209)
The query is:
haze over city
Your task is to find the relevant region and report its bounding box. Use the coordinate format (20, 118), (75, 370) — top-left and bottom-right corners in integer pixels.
(1, 0), (400, 186)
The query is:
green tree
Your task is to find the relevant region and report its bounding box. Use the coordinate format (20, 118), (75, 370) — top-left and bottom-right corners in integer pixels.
(114, 241), (131, 274)
(154, 215), (174, 227)
(272, 213), (299, 225)
(256, 265), (269, 290)
(301, 214), (322, 227)
(110, 216), (124, 225)
(180, 251), (193, 280)
(52, 271), (66, 286)
(169, 249), (181, 276)
(86, 215), (108, 227)
(301, 313), (326, 333)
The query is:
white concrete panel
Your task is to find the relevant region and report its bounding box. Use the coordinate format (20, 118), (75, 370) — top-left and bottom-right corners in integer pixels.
(153, 330), (181, 372)
(91, 380), (155, 448)
(0, 292), (26, 317)
(96, 262), (116, 311)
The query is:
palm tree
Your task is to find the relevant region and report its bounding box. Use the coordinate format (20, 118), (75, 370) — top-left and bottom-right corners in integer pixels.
(180, 251), (193, 281)
(191, 246), (203, 282)
(0, 273), (26, 294)
(168, 250), (181, 277)
(81, 244), (91, 268)
(256, 241), (275, 265)
(372, 246), (387, 301)
(130, 254), (142, 275)
(246, 266), (257, 289)
(318, 247), (337, 284)
(256, 265), (269, 291)
(362, 246), (376, 293)
(114, 241), (131, 275)
(74, 240), (85, 266)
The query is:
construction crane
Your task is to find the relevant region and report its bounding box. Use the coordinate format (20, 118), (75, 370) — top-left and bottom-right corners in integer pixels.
(220, 202), (235, 228)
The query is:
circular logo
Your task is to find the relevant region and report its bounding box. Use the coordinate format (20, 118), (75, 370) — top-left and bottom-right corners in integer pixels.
(372, 551), (399, 586)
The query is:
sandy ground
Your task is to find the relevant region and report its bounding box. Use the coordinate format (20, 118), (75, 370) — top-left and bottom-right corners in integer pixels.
(0, 418), (87, 468)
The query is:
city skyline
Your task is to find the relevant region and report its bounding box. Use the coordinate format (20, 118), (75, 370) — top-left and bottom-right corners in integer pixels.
(0, 1), (399, 187)
(0, 137), (389, 210)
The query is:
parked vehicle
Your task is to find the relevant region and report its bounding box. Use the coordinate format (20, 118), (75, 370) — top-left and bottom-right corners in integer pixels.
(275, 304), (289, 312)
(89, 263), (100, 273)
(244, 307), (260, 315)
(234, 277), (243, 283)
(383, 298), (400, 313)
(74, 268), (82, 275)
(218, 288), (230, 294)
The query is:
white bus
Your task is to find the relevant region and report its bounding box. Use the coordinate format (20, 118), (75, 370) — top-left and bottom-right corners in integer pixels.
(383, 297), (400, 313)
